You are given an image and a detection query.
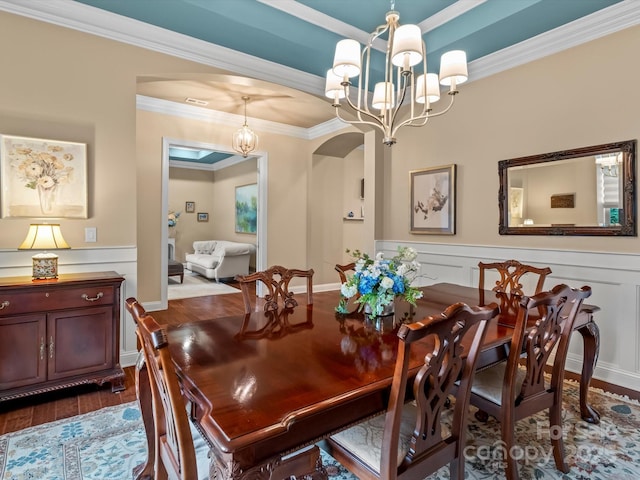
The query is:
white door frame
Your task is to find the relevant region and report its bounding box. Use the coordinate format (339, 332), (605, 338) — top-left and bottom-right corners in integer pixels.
(160, 137), (268, 308)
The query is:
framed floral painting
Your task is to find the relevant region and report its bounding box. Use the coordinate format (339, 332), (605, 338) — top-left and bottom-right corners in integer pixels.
(410, 164), (456, 235)
(0, 135), (88, 218)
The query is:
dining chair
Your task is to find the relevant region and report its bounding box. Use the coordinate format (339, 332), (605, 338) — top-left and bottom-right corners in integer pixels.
(335, 262), (356, 284)
(478, 259), (552, 297)
(126, 298), (210, 480)
(235, 265), (314, 313)
(468, 283), (592, 480)
(325, 301), (499, 480)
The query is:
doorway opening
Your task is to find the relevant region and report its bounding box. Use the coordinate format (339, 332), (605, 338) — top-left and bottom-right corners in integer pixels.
(160, 137), (267, 308)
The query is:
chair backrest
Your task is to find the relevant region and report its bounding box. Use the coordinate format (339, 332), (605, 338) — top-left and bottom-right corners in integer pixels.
(235, 265), (314, 313)
(125, 298), (198, 480)
(335, 262), (356, 284)
(379, 301), (498, 479)
(478, 259), (551, 297)
(505, 284), (591, 411)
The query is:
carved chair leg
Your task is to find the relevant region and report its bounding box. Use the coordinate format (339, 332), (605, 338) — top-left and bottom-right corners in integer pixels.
(549, 405), (569, 473)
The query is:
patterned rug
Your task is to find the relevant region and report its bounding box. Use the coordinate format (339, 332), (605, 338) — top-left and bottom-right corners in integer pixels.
(0, 381), (638, 479)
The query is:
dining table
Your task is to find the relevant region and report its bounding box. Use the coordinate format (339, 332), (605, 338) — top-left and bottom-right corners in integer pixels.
(133, 282), (600, 480)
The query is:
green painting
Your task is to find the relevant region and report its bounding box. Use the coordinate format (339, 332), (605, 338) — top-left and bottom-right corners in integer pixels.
(235, 183), (257, 234)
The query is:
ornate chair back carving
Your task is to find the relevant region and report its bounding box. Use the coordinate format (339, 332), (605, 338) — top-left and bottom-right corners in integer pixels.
(469, 284), (592, 479)
(335, 262), (356, 284)
(327, 302), (498, 480)
(235, 265), (314, 313)
(478, 259), (551, 296)
(126, 298), (201, 480)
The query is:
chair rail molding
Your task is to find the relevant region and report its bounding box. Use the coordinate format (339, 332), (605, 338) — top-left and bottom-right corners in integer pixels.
(373, 240), (640, 393)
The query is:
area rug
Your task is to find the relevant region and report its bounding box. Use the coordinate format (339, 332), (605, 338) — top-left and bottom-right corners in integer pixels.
(0, 381), (638, 479)
(168, 270), (239, 300)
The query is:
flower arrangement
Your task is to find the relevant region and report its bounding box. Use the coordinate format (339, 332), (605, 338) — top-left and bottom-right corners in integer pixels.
(336, 246), (423, 316)
(168, 211), (181, 228)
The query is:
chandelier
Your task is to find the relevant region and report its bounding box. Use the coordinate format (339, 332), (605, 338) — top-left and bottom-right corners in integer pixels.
(595, 152), (621, 177)
(324, 1), (468, 146)
(232, 96), (258, 158)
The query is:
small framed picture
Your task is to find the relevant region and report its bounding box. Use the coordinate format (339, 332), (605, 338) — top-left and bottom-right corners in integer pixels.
(185, 201), (195, 213)
(410, 164), (456, 235)
(197, 212), (209, 222)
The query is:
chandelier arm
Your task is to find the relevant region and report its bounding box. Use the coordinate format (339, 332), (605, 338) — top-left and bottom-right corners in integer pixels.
(390, 95), (456, 137)
(336, 95), (385, 130)
(334, 106), (386, 132)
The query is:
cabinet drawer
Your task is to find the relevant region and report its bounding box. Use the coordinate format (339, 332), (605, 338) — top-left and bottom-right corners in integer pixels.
(0, 286), (115, 316)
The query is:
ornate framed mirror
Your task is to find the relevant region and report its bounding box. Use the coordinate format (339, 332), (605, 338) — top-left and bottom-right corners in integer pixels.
(499, 139), (636, 236)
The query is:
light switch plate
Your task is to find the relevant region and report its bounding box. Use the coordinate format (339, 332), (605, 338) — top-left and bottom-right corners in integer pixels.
(85, 227), (97, 243)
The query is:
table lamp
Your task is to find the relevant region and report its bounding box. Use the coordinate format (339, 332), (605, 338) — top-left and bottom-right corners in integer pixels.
(18, 224), (70, 280)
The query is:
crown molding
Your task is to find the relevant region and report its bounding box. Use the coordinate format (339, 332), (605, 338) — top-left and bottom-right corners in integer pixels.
(137, 95), (347, 140)
(470, 0), (640, 82)
(2, 0), (639, 112)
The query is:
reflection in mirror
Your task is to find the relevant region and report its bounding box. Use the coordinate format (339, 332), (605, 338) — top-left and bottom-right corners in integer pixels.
(499, 140), (636, 236)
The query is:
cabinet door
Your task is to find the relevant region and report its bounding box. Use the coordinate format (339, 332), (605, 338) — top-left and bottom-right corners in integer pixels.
(47, 306), (114, 381)
(0, 314), (47, 390)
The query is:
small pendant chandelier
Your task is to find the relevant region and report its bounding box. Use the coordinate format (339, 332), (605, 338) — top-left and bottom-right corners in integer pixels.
(233, 96), (258, 158)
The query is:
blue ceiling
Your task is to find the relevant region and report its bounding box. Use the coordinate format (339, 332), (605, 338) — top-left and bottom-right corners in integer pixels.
(72, 0), (623, 82)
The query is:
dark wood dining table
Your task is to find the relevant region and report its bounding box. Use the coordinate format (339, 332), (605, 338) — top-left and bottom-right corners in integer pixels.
(134, 283), (600, 480)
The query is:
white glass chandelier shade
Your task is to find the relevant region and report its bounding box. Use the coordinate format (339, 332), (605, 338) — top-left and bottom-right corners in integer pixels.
(232, 96), (258, 158)
(326, 6), (468, 146)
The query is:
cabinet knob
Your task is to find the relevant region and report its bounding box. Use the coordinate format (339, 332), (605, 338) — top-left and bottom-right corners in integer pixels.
(82, 292), (104, 302)
(0, 300), (9, 310)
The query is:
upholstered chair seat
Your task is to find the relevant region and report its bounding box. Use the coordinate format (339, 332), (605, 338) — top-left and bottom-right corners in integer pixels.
(329, 402), (452, 474)
(471, 363), (527, 405)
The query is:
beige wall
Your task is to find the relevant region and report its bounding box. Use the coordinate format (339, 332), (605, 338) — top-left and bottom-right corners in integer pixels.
(168, 167), (216, 262)
(1, 10), (639, 304)
(384, 25), (640, 253)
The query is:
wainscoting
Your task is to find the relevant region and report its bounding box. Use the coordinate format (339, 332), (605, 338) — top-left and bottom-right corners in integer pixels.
(370, 241), (640, 393)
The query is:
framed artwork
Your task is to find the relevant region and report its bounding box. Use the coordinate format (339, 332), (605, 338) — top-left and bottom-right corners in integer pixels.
(185, 201), (195, 213)
(0, 134), (88, 218)
(235, 183), (257, 234)
(197, 212), (209, 222)
(410, 164), (456, 235)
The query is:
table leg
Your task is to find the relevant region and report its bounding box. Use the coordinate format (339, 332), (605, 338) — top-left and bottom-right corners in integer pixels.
(576, 320), (601, 424)
(133, 352), (155, 480)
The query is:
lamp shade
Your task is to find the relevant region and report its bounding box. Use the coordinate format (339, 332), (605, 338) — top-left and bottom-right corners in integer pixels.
(416, 73), (441, 105)
(325, 68), (346, 101)
(391, 24), (423, 68)
(19, 224), (69, 280)
(19, 224), (70, 250)
(372, 82), (395, 110)
(439, 50), (468, 86)
(333, 39), (361, 78)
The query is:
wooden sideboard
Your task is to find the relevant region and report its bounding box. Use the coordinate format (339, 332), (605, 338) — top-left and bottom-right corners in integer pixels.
(0, 271), (126, 402)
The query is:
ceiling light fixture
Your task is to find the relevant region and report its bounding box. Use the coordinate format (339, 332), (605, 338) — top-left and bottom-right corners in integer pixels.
(233, 96), (258, 158)
(595, 152), (622, 177)
(325, 0), (468, 146)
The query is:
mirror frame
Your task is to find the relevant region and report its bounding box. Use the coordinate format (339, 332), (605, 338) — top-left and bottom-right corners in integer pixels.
(498, 139), (637, 236)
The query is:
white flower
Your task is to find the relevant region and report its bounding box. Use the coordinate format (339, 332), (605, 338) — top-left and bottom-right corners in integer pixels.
(380, 277), (394, 289)
(341, 283), (358, 298)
